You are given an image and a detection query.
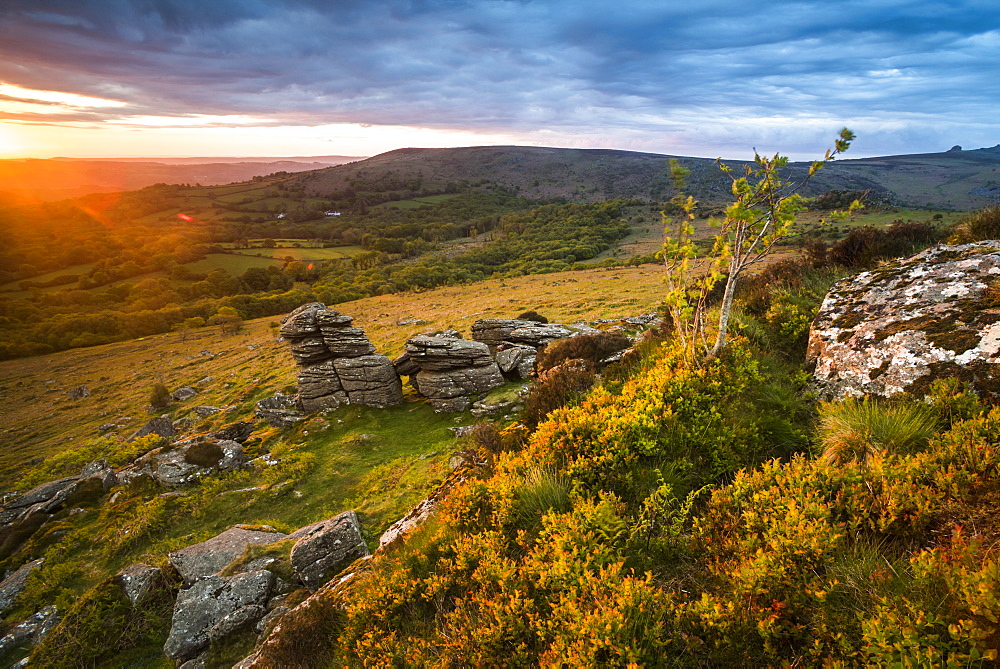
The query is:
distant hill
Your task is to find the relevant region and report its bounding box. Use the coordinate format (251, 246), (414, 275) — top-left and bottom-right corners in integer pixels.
(283, 144), (1000, 211)
(0, 155), (363, 202)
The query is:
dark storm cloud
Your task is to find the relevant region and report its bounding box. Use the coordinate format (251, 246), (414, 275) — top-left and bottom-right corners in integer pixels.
(0, 0), (998, 156)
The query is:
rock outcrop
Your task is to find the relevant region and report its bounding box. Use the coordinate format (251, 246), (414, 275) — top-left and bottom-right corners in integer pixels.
(808, 242), (1000, 399)
(402, 334), (505, 412)
(279, 303), (402, 412)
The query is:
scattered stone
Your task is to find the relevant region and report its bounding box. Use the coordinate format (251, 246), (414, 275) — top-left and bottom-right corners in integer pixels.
(471, 398), (522, 418)
(98, 422), (117, 434)
(254, 394), (305, 428)
(196, 376), (214, 386)
(0, 559), (44, 615)
(171, 386), (198, 402)
(210, 421), (255, 444)
(288, 511), (370, 591)
(193, 406), (223, 417)
(114, 563), (161, 605)
(127, 416), (176, 443)
(808, 242), (1000, 399)
(163, 570), (274, 661)
(67, 384), (89, 400)
(168, 526), (288, 586)
(449, 425), (476, 437)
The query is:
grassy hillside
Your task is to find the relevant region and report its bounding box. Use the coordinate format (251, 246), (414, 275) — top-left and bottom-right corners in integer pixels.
(0, 264), (666, 489)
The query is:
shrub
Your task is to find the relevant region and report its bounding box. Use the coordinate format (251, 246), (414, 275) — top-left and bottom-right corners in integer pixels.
(535, 332), (632, 374)
(521, 360), (596, 428)
(149, 382), (170, 409)
(516, 309), (548, 323)
(948, 205), (1000, 244)
(816, 397), (939, 465)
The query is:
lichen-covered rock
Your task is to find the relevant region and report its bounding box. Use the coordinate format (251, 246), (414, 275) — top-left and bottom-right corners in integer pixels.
(210, 421), (255, 444)
(0, 559), (44, 615)
(114, 563), (162, 605)
(0, 605), (59, 656)
(288, 511), (370, 591)
(168, 526), (287, 585)
(163, 570), (273, 660)
(254, 393), (305, 428)
(506, 323), (575, 346)
(278, 302), (325, 338)
(392, 352), (421, 377)
(414, 367), (505, 400)
(808, 242), (1000, 399)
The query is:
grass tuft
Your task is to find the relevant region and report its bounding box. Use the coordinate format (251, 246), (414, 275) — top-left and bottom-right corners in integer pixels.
(816, 397), (939, 465)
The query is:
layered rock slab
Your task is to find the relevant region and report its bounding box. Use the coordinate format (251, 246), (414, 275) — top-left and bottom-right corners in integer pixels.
(404, 334), (504, 412)
(807, 241), (1000, 399)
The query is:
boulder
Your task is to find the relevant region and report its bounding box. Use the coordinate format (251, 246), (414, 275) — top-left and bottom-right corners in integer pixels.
(287, 336), (332, 365)
(808, 242), (1000, 399)
(297, 360), (344, 400)
(495, 343), (537, 379)
(193, 406), (223, 417)
(320, 327), (376, 357)
(280, 303), (404, 411)
(288, 511), (370, 591)
(168, 527), (287, 586)
(163, 570), (273, 660)
(0, 559), (44, 615)
(278, 302), (325, 338)
(114, 563), (162, 605)
(210, 421), (255, 444)
(171, 386), (198, 402)
(506, 323), (574, 346)
(392, 352), (421, 377)
(254, 394), (305, 428)
(333, 355), (403, 407)
(127, 416), (176, 443)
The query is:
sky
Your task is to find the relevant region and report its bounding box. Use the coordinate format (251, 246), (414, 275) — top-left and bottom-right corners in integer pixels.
(0, 0), (998, 161)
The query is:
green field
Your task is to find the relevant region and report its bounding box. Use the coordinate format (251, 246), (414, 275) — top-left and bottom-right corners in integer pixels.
(376, 193), (461, 209)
